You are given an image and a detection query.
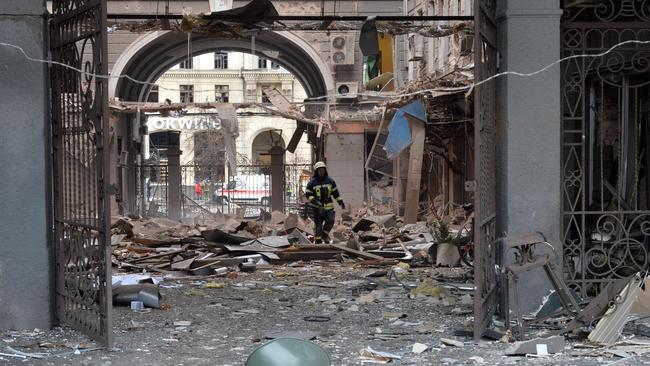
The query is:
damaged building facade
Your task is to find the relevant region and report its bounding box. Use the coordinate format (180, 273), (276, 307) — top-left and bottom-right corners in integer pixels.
(398, 0), (650, 329)
(104, 0), (407, 214)
(2, 0), (650, 353)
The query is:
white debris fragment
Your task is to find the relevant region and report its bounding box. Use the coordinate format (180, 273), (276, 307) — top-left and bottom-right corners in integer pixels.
(440, 338), (464, 347)
(412, 342), (429, 354)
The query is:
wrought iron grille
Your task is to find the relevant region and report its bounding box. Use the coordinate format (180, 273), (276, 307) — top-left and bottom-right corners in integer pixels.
(473, 0), (498, 339)
(136, 164), (169, 216)
(562, 0), (650, 297)
(50, 0), (112, 346)
(136, 163), (310, 219)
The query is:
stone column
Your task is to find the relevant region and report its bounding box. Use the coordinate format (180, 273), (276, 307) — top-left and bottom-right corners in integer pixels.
(496, 0), (563, 312)
(166, 148), (183, 221)
(0, 0), (50, 331)
(270, 145), (285, 213)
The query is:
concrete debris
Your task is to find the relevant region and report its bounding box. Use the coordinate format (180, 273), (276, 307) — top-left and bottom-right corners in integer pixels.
(468, 356), (485, 363)
(630, 277), (650, 317)
(588, 274), (644, 346)
(359, 347), (402, 363)
(440, 338), (464, 347)
(604, 356), (636, 366)
(505, 335), (565, 356)
(262, 330), (320, 340)
(110, 200), (475, 279)
(411, 342), (429, 354)
(441, 358), (459, 364)
(435, 243), (460, 267)
(357, 293), (376, 305)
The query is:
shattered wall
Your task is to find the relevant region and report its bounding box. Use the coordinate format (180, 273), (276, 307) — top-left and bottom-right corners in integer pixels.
(0, 0), (51, 330)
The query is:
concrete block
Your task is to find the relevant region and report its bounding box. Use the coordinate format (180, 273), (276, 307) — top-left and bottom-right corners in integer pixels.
(505, 336), (565, 356)
(1, 0), (45, 15)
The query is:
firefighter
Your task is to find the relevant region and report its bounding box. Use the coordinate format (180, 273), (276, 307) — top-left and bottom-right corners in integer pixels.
(305, 161), (346, 244)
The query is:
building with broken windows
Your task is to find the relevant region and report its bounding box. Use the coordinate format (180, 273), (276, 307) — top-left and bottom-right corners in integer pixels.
(103, 0), (407, 214)
(147, 51), (312, 166)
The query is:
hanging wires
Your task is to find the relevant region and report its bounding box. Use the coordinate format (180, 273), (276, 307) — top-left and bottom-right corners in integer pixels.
(2, 39), (650, 103)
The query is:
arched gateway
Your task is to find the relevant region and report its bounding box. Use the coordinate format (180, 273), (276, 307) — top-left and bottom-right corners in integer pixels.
(107, 29), (334, 216)
(110, 30), (334, 100)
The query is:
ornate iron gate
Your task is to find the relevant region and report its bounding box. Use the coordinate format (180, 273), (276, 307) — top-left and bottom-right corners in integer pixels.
(50, 0), (112, 346)
(561, 2), (650, 298)
(473, 0), (498, 339)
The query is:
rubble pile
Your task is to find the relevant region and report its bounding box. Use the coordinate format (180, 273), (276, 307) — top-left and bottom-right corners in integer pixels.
(110, 204), (474, 280)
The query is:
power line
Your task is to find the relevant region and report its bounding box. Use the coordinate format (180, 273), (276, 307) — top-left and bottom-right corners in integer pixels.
(2, 39), (650, 103)
(107, 14), (474, 21)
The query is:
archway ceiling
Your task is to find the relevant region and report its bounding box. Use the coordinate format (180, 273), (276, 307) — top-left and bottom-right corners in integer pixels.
(115, 31), (328, 102)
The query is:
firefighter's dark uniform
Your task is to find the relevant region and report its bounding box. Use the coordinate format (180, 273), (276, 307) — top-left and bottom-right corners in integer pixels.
(305, 170), (344, 244)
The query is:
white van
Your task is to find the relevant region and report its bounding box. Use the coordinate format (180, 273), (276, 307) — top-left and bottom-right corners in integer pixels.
(214, 174), (271, 206)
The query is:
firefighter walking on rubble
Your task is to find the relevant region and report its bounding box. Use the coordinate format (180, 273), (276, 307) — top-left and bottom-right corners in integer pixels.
(305, 161), (346, 244)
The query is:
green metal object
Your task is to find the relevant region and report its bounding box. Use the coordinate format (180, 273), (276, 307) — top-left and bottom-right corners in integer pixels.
(245, 338), (331, 366)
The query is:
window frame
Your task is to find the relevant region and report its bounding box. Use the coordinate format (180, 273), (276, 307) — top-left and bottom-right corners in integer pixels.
(214, 52), (228, 69)
(179, 84), (194, 103)
(179, 58), (193, 69)
(214, 84), (230, 103)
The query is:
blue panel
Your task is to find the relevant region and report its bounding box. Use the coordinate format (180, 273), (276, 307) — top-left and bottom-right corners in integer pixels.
(383, 110), (412, 159)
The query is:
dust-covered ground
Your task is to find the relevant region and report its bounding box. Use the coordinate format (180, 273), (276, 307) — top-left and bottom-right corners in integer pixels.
(1, 264), (649, 365)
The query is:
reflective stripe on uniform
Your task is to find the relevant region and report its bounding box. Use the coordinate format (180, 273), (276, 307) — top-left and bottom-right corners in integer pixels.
(312, 184), (332, 191)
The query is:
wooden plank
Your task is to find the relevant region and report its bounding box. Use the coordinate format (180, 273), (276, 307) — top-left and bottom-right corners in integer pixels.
(393, 152), (402, 211)
(276, 251), (342, 261)
(404, 120), (426, 224)
(171, 257), (196, 270)
(126, 246), (188, 264)
(262, 87), (294, 112)
(286, 122), (306, 153)
(330, 243), (384, 260)
(115, 261), (176, 275)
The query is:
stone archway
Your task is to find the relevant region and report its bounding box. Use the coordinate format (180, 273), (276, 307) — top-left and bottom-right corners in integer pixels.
(251, 130), (285, 165)
(109, 29), (332, 212)
(110, 30), (334, 101)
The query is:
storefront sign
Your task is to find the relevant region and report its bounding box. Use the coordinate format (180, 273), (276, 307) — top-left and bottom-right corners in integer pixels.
(147, 116), (222, 131)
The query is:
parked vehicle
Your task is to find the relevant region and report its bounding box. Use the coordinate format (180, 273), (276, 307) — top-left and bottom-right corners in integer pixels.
(213, 174), (271, 206)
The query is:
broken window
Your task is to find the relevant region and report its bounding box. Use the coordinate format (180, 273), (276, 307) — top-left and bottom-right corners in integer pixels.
(180, 84), (194, 103)
(215, 85), (229, 103)
(258, 58), (268, 69)
(214, 52), (228, 69)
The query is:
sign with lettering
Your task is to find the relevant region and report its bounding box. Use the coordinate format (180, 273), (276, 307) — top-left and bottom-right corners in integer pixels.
(147, 115), (222, 131)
